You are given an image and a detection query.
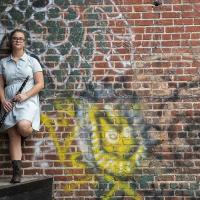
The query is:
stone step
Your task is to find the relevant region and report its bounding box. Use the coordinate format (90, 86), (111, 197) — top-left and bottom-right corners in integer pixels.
(0, 176), (53, 200)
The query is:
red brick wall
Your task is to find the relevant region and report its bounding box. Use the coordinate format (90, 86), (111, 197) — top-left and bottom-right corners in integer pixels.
(0, 0), (200, 199)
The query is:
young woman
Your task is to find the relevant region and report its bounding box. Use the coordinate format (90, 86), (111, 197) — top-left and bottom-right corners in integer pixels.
(0, 29), (44, 183)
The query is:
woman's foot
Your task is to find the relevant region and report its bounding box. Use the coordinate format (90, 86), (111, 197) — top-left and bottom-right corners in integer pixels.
(10, 160), (22, 184)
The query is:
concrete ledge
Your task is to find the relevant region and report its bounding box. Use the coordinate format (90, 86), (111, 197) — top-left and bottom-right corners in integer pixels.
(0, 176), (53, 200)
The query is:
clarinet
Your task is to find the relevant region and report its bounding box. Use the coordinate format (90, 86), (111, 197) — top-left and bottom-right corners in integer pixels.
(0, 75), (30, 128)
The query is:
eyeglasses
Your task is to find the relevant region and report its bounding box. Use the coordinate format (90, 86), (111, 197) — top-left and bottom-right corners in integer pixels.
(12, 37), (25, 42)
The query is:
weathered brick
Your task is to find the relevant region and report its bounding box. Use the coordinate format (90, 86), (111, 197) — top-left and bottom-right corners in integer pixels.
(0, 1), (200, 199)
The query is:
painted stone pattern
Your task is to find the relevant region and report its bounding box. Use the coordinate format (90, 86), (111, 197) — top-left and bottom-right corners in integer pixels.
(0, 0), (200, 199)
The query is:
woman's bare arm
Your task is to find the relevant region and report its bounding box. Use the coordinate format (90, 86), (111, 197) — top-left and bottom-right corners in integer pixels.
(14, 72), (44, 102)
(0, 75), (13, 112)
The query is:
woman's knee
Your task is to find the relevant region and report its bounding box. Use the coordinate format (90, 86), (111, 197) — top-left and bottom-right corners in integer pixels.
(16, 120), (32, 137)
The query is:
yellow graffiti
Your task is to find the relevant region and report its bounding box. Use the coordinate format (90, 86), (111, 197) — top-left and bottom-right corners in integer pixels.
(86, 105), (144, 199)
(41, 100), (145, 199)
(41, 114), (73, 162)
(64, 180), (98, 192)
(102, 175), (142, 200)
(100, 117), (138, 155)
(41, 100), (96, 193)
(54, 99), (75, 117)
(103, 181), (142, 200)
(89, 105), (145, 176)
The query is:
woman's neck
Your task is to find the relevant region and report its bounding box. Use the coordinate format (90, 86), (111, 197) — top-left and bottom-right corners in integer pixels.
(12, 49), (24, 60)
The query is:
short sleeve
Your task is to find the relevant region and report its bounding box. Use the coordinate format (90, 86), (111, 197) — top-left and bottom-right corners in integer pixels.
(0, 60), (3, 75)
(30, 56), (43, 73)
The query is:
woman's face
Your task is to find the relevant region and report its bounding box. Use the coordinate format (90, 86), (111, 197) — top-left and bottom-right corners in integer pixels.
(11, 31), (25, 51)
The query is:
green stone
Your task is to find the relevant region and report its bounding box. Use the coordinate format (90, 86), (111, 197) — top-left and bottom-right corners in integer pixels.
(25, 20), (43, 33)
(190, 183), (199, 190)
(84, 0), (103, 5)
(53, 70), (63, 81)
(54, 0), (70, 9)
(160, 183), (169, 189)
(42, 104), (54, 111)
(0, 5), (6, 13)
(68, 22), (84, 47)
(65, 8), (77, 20)
(130, 181), (138, 189)
(56, 34), (65, 40)
(102, 6), (112, 12)
(47, 48), (57, 54)
(170, 183), (178, 189)
(29, 41), (45, 54)
(48, 7), (60, 18)
(1, 0), (14, 5)
(58, 42), (72, 55)
(34, 12), (45, 20)
(47, 34), (56, 41)
(70, 0), (84, 5)
(45, 56), (60, 62)
(32, 0), (49, 8)
(70, 69), (80, 75)
(47, 26), (59, 33)
(66, 53), (79, 67)
(82, 62), (91, 69)
(46, 20), (58, 28)
(87, 13), (99, 20)
(139, 175), (154, 189)
(87, 27), (101, 32)
(82, 45), (93, 60)
(8, 7), (24, 24)
(68, 76), (76, 83)
(18, 0), (28, 10)
(25, 6), (34, 18)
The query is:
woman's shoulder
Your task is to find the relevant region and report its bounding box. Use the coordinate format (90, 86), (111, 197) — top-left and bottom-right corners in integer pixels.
(26, 53), (43, 71)
(27, 53), (42, 66)
(0, 55), (11, 62)
(0, 55), (11, 66)
(27, 53), (39, 61)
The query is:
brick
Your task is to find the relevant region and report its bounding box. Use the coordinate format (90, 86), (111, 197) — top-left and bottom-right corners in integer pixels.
(162, 12), (181, 18)
(1, 1), (200, 200)
(185, 26), (200, 32)
(135, 20), (154, 26)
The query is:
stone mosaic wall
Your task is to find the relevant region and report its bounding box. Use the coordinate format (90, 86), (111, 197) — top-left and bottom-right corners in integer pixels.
(0, 0), (200, 199)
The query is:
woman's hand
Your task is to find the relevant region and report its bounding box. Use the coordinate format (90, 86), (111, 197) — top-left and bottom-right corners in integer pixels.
(2, 100), (13, 112)
(13, 93), (28, 103)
